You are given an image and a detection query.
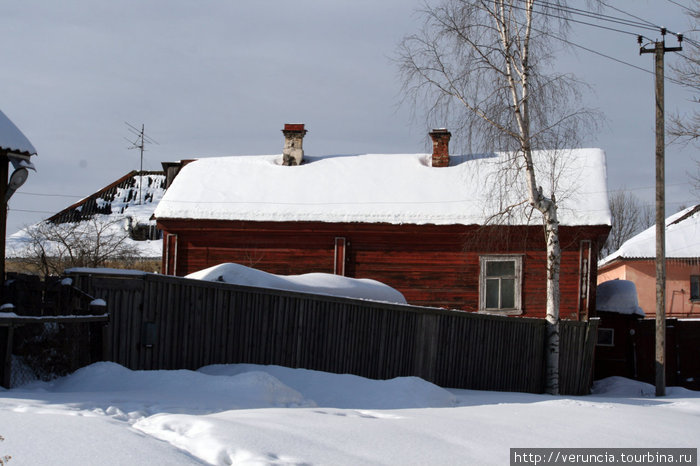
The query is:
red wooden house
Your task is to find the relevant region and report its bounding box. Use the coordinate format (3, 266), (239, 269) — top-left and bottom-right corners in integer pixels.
(154, 125), (611, 320)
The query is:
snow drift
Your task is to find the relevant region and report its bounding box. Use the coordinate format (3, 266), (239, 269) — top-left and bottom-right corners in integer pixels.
(3, 362), (699, 466)
(596, 279), (645, 316)
(186, 262), (407, 304)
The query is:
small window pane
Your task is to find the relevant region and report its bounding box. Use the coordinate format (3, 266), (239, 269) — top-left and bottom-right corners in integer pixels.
(485, 279), (500, 308)
(501, 278), (515, 308)
(597, 328), (614, 346)
(486, 261), (515, 277)
(691, 276), (700, 300)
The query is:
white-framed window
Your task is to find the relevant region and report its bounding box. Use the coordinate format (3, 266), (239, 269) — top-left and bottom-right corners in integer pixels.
(691, 275), (700, 301)
(479, 255), (523, 314)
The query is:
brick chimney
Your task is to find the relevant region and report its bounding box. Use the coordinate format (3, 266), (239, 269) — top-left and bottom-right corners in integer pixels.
(429, 128), (451, 167)
(282, 123), (307, 166)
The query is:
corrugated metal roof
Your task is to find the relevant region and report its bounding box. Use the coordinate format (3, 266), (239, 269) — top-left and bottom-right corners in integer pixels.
(599, 203), (700, 268)
(48, 170), (165, 224)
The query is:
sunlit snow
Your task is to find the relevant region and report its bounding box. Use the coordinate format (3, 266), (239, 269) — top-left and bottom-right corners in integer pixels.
(1, 363), (697, 465)
(155, 150), (611, 226)
(186, 263), (408, 304)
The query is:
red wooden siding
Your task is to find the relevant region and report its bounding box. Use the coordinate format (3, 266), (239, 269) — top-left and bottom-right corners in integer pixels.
(157, 219), (609, 320)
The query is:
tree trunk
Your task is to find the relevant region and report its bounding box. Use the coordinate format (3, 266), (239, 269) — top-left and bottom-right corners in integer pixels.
(543, 202), (561, 395)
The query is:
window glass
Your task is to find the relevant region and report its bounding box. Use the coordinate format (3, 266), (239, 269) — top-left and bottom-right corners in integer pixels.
(691, 275), (700, 300)
(486, 261), (515, 277)
(479, 256), (522, 313)
(486, 278), (500, 308)
(501, 278), (515, 308)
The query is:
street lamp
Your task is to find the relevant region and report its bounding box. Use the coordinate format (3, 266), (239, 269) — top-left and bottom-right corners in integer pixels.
(0, 110), (37, 291)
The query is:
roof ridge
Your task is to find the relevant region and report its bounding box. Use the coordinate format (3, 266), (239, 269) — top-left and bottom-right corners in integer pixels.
(669, 203), (700, 226)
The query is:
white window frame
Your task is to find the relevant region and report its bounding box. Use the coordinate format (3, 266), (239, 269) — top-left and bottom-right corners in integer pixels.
(479, 255), (523, 315)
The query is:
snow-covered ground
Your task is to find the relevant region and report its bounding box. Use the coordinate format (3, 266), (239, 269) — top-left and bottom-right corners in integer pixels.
(1, 363), (697, 465)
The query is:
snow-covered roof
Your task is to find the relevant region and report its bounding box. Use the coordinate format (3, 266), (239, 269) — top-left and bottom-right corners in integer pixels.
(599, 204), (700, 267)
(0, 109), (36, 155)
(154, 149), (611, 226)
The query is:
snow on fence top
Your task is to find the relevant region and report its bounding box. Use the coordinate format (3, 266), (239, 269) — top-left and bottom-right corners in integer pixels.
(0, 109), (37, 155)
(186, 262), (408, 305)
(599, 204), (700, 266)
(154, 149), (611, 226)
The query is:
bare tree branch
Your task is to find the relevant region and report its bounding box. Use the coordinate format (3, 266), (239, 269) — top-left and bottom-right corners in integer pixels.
(19, 218), (142, 276)
(601, 191), (654, 257)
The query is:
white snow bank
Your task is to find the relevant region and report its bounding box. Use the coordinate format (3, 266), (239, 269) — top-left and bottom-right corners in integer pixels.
(592, 376), (695, 398)
(39, 362), (309, 412)
(186, 262), (408, 304)
(199, 364), (456, 409)
(155, 149), (611, 226)
(3, 363), (699, 466)
(596, 279), (645, 316)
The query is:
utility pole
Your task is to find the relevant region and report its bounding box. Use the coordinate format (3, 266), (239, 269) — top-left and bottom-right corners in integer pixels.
(639, 29), (682, 397)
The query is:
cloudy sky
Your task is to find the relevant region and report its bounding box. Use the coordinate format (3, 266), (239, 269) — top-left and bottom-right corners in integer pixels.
(1, 0), (698, 236)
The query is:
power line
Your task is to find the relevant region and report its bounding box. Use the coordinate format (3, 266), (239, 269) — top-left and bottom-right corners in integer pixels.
(599, 1), (661, 29)
(7, 208), (58, 214)
(540, 0), (661, 31)
(510, 1), (660, 39)
(14, 191), (84, 199)
(508, 11), (691, 88)
(517, 0), (661, 30)
(665, 0), (695, 14)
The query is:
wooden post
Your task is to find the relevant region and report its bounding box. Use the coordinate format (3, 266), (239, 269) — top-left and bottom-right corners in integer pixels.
(640, 33), (681, 397)
(0, 152), (7, 296)
(654, 40), (667, 397)
(0, 325), (14, 388)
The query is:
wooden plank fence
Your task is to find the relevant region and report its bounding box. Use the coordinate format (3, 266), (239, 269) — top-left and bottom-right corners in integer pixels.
(64, 270), (598, 395)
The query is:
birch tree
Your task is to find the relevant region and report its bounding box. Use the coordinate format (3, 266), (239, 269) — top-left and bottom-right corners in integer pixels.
(398, 0), (597, 394)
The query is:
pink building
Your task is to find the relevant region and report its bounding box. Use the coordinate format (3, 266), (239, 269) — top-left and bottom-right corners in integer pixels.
(598, 204), (700, 318)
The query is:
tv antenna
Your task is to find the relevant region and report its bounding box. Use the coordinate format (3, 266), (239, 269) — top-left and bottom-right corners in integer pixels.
(125, 122), (159, 204)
